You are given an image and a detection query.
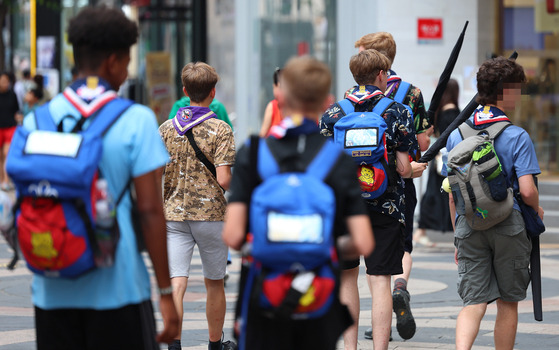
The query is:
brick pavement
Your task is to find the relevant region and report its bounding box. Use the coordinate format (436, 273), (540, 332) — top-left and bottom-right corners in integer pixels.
(1, 236), (558, 349)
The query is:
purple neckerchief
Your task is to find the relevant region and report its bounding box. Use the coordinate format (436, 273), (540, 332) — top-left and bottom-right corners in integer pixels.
(173, 106), (216, 135)
(385, 69), (402, 97)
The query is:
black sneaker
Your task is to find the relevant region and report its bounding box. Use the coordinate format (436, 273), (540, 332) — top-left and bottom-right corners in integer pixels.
(392, 288), (416, 340)
(168, 339), (181, 350)
(364, 327), (393, 341)
(222, 339), (237, 350)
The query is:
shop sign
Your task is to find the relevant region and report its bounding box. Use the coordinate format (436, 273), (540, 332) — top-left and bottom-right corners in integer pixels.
(418, 18), (443, 44)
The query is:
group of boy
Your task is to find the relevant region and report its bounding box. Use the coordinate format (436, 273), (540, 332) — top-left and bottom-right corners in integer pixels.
(11, 5), (540, 350)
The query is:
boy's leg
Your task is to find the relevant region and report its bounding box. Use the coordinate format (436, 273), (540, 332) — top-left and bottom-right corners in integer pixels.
(191, 221), (230, 344)
(368, 274), (392, 350)
(456, 303), (487, 350)
(494, 299), (518, 350)
(340, 265), (360, 350)
(166, 221), (197, 344)
(205, 277), (226, 341)
(392, 179), (417, 341)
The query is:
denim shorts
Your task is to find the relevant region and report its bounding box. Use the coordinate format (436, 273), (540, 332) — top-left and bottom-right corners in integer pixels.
(454, 210), (531, 306)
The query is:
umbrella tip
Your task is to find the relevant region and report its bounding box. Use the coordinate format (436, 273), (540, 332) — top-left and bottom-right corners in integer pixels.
(464, 21), (469, 30)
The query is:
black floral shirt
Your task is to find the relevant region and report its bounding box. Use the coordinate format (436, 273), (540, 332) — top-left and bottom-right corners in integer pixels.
(320, 85), (417, 224)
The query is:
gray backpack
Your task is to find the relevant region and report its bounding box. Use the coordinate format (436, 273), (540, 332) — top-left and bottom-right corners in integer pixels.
(446, 121), (514, 230)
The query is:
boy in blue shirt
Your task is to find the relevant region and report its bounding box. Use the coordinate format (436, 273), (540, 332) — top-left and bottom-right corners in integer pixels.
(19, 7), (179, 349)
(447, 57), (543, 350)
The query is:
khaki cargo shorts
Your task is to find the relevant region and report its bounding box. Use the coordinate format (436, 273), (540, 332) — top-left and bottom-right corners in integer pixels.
(454, 210), (532, 306)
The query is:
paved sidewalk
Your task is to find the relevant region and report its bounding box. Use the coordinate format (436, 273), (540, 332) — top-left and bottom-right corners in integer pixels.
(1, 234), (558, 349)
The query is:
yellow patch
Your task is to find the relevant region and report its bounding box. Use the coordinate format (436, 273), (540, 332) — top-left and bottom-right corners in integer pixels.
(86, 76), (99, 90)
(359, 166), (375, 186)
(31, 232), (58, 259)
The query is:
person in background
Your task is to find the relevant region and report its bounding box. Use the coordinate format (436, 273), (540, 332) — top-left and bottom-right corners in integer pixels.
(0, 72), (20, 191)
(168, 89), (233, 130)
(259, 67), (284, 137)
(414, 79), (460, 246)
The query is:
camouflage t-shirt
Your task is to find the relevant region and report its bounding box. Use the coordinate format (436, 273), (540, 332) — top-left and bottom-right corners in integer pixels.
(159, 117), (235, 221)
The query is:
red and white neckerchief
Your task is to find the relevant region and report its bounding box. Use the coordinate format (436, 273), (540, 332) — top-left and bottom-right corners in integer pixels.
(63, 77), (118, 118)
(473, 106), (510, 125)
(346, 85), (384, 105)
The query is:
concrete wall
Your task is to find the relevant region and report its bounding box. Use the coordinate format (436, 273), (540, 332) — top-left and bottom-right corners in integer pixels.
(337, 0), (489, 109)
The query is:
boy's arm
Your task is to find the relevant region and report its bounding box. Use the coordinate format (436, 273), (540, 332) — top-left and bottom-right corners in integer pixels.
(216, 165), (232, 191)
(134, 168), (179, 343)
(518, 174), (544, 219)
(222, 202), (248, 251)
(396, 151), (412, 178)
(338, 214), (374, 259)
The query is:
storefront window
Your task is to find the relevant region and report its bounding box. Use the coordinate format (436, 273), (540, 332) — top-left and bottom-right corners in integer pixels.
(503, 0), (559, 174)
(258, 0), (337, 118)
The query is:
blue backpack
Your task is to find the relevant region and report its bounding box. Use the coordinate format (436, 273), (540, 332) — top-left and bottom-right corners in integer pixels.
(333, 97), (394, 199)
(393, 81), (413, 117)
(5, 98), (132, 278)
(239, 137), (340, 345)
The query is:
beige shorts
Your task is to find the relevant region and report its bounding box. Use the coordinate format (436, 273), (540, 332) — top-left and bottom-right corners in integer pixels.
(454, 210), (532, 306)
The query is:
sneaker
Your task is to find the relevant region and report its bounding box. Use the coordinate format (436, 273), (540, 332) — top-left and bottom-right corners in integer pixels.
(364, 327), (393, 341)
(168, 339), (181, 350)
(392, 289), (416, 340)
(222, 339), (237, 350)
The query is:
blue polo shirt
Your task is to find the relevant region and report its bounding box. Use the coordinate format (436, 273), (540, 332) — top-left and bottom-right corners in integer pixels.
(22, 93), (169, 310)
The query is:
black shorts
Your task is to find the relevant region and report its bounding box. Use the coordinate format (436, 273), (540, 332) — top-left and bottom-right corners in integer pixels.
(243, 298), (352, 350)
(35, 300), (158, 350)
(403, 179), (417, 253)
(341, 209), (404, 275)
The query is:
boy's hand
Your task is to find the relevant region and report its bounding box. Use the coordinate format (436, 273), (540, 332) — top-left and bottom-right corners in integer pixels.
(157, 294), (180, 344)
(410, 161), (427, 178)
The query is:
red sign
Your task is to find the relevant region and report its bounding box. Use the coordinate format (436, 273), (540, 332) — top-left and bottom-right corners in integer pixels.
(417, 18), (443, 41)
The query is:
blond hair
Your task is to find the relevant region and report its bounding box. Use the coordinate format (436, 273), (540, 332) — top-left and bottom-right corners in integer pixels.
(281, 56), (331, 113)
(181, 62), (219, 102)
(354, 32), (396, 65)
(349, 49), (391, 85)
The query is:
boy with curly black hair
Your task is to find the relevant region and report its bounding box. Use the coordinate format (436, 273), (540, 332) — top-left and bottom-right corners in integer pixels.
(447, 56), (542, 350)
(21, 6), (179, 349)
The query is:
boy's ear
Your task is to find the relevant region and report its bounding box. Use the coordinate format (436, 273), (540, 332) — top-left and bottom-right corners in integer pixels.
(182, 86), (189, 97)
(210, 87), (216, 98)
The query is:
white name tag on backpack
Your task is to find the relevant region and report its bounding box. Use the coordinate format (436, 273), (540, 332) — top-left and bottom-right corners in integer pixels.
(24, 131), (83, 158)
(267, 212), (323, 243)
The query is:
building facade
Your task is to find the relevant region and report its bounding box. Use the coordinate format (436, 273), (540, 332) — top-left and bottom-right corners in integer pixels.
(5, 0), (558, 173)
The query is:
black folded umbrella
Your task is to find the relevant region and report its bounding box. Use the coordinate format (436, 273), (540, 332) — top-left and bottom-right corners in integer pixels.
(426, 21), (469, 127)
(418, 51), (519, 164)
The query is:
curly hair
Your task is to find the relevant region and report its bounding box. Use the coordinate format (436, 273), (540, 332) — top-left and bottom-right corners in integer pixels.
(476, 57), (526, 105)
(68, 6), (138, 71)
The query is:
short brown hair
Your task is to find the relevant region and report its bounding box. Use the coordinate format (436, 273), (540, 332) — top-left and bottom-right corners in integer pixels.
(181, 62), (219, 103)
(354, 32), (396, 64)
(476, 57), (526, 105)
(349, 49), (390, 86)
(281, 56), (331, 112)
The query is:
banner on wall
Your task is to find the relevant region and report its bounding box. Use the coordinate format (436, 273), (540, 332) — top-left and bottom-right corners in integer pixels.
(145, 52), (175, 124)
(418, 18), (443, 44)
(536, 0), (559, 32)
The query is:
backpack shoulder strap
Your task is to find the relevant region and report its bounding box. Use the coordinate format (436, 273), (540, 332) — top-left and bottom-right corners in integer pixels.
(394, 81), (411, 104)
(33, 103), (57, 131)
(337, 99), (354, 116)
(458, 119), (512, 140)
(256, 138), (280, 180)
(306, 139), (341, 181)
(80, 98), (134, 137)
(372, 97), (394, 116)
(483, 121), (513, 140)
(185, 128), (217, 178)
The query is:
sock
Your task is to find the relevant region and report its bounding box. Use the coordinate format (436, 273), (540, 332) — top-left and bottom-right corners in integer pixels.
(208, 339), (222, 350)
(169, 339), (181, 350)
(394, 278), (408, 291)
